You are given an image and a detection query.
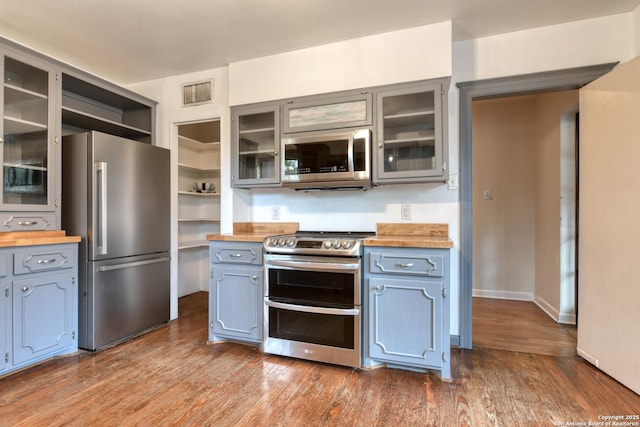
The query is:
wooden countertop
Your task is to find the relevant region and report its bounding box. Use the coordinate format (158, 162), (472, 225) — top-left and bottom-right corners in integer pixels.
(207, 222), (299, 243)
(0, 231), (81, 248)
(207, 222), (452, 249)
(362, 223), (454, 249)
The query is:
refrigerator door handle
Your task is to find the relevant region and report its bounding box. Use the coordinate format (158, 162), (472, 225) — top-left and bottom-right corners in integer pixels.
(97, 256), (171, 272)
(95, 161), (108, 255)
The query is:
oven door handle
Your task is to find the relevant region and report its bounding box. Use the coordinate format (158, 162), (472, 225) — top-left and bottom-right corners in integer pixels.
(265, 259), (360, 273)
(265, 299), (360, 316)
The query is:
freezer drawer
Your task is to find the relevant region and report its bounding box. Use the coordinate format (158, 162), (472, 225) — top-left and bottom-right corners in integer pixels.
(82, 253), (170, 350)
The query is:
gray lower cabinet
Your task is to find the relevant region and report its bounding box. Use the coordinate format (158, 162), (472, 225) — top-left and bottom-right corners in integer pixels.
(363, 246), (450, 380)
(209, 241), (263, 344)
(1, 243), (78, 377)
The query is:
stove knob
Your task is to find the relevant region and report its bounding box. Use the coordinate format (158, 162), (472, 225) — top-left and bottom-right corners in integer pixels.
(343, 240), (354, 249)
(278, 238), (286, 246)
(332, 240), (341, 249)
(286, 238), (296, 247)
(324, 240), (332, 249)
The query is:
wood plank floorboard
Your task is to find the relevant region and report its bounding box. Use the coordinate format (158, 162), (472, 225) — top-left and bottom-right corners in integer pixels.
(472, 297), (578, 357)
(0, 292), (638, 426)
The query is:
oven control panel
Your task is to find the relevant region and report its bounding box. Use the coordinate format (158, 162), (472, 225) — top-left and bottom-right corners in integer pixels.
(264, 235), (362, 256)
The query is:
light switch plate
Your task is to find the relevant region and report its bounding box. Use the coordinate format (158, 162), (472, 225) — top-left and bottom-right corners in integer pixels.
(448, 174), (459, 190)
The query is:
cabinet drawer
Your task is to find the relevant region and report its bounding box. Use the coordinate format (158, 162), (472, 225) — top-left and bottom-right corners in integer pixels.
(368, 251), (444, 277)
(210, 243), (262, 266)
(0, 213), (56, 232)
(14, 248), (76, 275)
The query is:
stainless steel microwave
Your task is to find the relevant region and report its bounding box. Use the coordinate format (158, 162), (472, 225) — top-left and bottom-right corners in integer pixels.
(281, 128), (371, 190)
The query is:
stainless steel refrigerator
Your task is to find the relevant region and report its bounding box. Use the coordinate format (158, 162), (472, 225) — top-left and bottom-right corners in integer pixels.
(62, 131), (170, 350)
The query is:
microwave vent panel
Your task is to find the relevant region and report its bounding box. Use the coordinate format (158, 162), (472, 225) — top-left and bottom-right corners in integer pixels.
(182, 79), (213, 106)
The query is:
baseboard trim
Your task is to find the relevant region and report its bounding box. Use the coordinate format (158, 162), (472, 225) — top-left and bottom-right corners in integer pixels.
(577, 348), (599, 367)
(472, 289), (533, 301)
(533, 295), (577, 325)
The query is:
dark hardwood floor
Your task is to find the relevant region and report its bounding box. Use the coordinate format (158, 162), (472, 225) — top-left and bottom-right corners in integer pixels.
(472, 297), (578, 357)
(0, 292), (638, 426)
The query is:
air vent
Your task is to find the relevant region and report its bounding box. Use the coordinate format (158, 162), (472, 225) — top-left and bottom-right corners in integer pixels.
(182, 79), (213, 106)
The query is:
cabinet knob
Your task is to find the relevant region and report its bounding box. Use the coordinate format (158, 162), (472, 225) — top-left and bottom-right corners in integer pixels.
(373, 285), (381, 291)
(22, 286), (29, 292)
(252, 276), (257, 280)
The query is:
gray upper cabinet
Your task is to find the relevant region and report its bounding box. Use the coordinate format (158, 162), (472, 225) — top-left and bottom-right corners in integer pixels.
(231, 79), (449, 189)
(374, 79), (448, 184)
(283, 92), (372, 134)
(61, 73), (155, 144)
(231, 103), (281, 188)
(0, 49), (59, 229)
(0, 36), (156, 230)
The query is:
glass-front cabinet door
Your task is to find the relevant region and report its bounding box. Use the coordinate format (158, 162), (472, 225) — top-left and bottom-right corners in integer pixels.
(374, 80), (447, 184)
(1, 52), (56, 212)
(231, 103), (280, 188)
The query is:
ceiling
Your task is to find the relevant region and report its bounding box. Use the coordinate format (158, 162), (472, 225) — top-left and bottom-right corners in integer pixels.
(0, 0), (638, 84)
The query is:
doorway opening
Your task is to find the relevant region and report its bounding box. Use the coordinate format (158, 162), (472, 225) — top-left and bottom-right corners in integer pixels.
(469, 92), (579, 356)
(456, 62), (617, 350)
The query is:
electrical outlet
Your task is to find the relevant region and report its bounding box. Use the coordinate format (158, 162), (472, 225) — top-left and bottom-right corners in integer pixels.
(271, 206), (280, 220)
(401, 204), (411, 220)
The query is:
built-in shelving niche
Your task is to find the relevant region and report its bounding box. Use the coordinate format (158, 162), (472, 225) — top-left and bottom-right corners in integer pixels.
(177, 119), (221, 297)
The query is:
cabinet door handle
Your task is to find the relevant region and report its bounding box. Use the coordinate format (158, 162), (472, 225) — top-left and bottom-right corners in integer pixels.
(230, 253), (243, 258)
(395, 262), (414, 268)
(18, 221), (37, 226)
(37, 258), (57, 264)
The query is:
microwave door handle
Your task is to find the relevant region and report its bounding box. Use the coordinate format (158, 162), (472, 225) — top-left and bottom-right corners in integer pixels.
(347, 134), (355, 173)
(265, 299), (360, 316)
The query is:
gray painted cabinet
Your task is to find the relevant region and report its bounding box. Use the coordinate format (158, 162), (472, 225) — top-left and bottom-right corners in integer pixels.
(0, 48), (59, 230)
(373, 80), (448, 184)
(230, 78), (449, 189)
(363, 246), (451, 380)
(0, 36), (156, 231)
(231, 103), (281, 188)
(1, 243), (78, 377)
(209, 241), (263, 344)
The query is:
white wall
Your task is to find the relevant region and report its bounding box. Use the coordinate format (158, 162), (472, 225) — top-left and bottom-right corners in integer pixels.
(471, 96), (538, 300)
(534, 91), (579, 324)
(127, 67), (232, 319)
(229, 22), (453, 106)
(453, 14), (634, 83)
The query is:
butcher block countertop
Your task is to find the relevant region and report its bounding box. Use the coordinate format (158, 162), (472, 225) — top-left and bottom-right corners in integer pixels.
(207, 222), (452, 249)
(207, 222), (300, 243)
(362, 223), (454, 249)
(0, 230), (81, 248)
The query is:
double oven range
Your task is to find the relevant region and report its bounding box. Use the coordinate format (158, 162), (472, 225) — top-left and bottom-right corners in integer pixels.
(263, 231), (374, 368)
